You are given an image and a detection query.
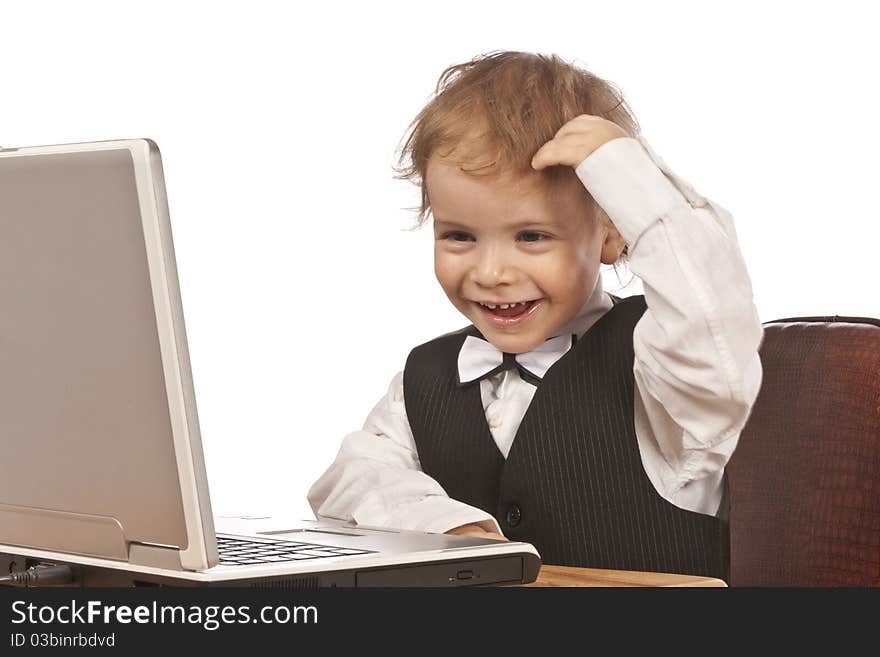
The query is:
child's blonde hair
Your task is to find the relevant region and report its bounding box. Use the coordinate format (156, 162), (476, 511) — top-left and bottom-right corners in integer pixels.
(393, 50), (641, 265)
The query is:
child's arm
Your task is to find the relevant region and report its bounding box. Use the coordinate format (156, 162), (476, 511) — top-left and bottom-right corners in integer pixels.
(535, 116), (763, 515)
(307, 371), (508, 538)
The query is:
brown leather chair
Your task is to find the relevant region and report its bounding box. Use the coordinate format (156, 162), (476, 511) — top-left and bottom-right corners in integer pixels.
(728, 315), (880, 586)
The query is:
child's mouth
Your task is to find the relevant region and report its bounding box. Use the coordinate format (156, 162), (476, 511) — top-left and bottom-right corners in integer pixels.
(474, 299), (542, 327)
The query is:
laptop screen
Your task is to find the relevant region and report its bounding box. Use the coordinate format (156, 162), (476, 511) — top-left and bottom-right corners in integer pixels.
(0, 146), (191, 560)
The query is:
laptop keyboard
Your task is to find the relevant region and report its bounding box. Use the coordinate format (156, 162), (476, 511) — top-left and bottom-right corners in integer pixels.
(216, 534), (376, 566)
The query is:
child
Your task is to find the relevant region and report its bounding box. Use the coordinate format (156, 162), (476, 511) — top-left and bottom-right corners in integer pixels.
(307, 51), (763, 581)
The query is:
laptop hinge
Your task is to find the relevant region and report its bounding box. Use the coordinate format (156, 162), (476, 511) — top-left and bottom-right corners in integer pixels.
(128, 542), (184, 571)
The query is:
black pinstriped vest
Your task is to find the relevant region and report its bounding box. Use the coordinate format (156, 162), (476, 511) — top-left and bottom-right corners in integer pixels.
(403, 294), (729, 581)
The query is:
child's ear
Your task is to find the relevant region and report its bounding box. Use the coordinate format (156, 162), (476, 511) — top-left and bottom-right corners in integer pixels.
(596, 208), (627, 265)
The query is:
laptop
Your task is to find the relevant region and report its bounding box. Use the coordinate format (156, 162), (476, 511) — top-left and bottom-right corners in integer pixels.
(0, 138), (541, 587)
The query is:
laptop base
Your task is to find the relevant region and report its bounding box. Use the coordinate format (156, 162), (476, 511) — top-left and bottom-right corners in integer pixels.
(1, 550), (535, 587)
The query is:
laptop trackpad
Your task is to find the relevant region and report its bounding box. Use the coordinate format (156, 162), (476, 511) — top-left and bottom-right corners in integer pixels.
(264, 528), (367, 538)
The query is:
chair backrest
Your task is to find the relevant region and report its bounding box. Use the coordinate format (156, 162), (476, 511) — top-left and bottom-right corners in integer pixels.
(728, 315), (880, 586)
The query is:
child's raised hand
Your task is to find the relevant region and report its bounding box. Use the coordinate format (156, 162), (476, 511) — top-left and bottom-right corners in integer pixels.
(531, 114), (628, 171)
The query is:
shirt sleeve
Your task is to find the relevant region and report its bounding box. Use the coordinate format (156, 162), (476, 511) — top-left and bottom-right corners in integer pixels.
(306, 370), (504, 535)
(575, 136), (764, 514)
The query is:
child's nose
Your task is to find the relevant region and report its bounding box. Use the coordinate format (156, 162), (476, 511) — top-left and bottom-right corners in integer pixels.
(470, 244), (515, 287)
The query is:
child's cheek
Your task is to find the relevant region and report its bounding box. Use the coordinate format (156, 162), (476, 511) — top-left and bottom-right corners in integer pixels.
(433, 253), (449, 286)
(434, 254), (461, 298)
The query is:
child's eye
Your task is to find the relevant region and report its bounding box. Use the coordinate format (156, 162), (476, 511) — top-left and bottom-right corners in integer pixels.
(441, 231), (474, 242)
(518, 231), (549, 243)
(438, 231), (549, 243)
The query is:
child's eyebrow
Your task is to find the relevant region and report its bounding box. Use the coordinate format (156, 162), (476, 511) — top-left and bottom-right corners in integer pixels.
(433, 219), (470, 230)
(434, 218), (558, 230)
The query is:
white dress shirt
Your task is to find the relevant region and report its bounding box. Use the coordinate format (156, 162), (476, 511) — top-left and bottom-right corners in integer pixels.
(307, 135), (764, 536)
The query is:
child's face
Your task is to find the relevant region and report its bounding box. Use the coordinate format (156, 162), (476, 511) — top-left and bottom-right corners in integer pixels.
(428, 156), (617, 354)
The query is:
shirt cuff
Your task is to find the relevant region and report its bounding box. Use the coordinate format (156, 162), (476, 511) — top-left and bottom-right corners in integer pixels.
(374, 495), (503, 536)
(574, 136), (691, 248)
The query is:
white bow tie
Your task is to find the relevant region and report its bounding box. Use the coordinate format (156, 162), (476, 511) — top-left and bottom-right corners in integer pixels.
(456, 333), (576, 387)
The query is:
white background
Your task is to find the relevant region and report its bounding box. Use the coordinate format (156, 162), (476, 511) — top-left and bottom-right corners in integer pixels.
(3, 1), (878, 521)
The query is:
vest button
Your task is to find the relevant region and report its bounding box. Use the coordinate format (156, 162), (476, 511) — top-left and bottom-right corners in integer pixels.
(505, 504), (522, 527)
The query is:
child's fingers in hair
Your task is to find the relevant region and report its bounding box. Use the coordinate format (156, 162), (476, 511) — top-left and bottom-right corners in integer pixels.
(532, 137), (594, 170)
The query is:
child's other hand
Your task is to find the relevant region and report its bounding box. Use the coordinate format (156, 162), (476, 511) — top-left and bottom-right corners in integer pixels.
(531, 114), (628, 171)
(445, 523), (509, 541)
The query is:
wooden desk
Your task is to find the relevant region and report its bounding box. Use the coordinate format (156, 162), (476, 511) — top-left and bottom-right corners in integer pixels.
(515, 564), (727, 587)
